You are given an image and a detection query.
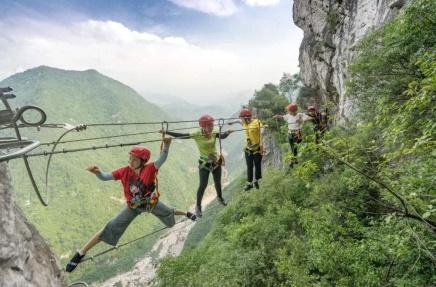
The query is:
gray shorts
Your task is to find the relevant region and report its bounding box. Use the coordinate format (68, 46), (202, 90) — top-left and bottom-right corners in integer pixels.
(99, 201), (176, 246)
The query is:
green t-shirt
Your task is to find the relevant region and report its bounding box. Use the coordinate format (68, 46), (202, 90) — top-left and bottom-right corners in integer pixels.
(190, 130), (218, 161)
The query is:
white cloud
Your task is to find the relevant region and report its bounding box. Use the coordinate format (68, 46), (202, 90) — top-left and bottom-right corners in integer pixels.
(242, 0), (280, 6)
(168, 0), (281, 16)
(168, 0), (238, 16)
(0, 19), (300, 104)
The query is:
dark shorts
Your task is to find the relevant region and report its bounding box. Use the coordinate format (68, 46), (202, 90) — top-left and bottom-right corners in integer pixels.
(99, 201), (175, 246)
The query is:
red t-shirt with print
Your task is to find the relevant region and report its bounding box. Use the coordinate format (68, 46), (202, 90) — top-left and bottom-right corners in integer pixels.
(112, 163), (157, 206)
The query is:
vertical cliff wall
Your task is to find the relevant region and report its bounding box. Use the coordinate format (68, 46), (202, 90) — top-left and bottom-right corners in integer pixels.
(0, 162), (65, 287)
(293, 0), (408, 119)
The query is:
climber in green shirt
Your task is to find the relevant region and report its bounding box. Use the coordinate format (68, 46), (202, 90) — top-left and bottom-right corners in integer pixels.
(163, 114), (233, 218)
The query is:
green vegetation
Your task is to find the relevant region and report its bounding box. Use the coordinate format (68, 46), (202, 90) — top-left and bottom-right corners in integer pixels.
(327, 9), (339, 30)
(0, 66), (202, 283)
(155, 1), (435, 286)
(183, 175), (244, 251)
(248, 83), (288, 119)
(278, 73), (300, 98)
(157, 167), (434, 286)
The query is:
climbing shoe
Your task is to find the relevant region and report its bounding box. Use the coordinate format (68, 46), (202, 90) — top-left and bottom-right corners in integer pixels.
(187, 211), (197, 221)
(217, 197), (227, 206)
(66, 251), (85, 273)
(254, 181), (259, 189)
(243, 183), (253, 191)
(195, 205), (203, 218)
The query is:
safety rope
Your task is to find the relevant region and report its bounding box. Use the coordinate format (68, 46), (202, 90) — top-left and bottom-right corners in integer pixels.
(68, 282), (89, 287)
(25, 127), (265, 158)
(40, 124), (88, 205)
(26, 138), (163, 157)
(11, 122), (266, 207)
(1, 101), (50, 206)
(81, 117), (239, 127)
(257, 119), (264, 155)
(40, 129), (159, 146)
(38, 126), (198, 146)
(218, 118), (225, 161)
(149, 121), (169, 212)
(0, 123), (65, 130)
(318, 144), (436, 231)
(0, 117), (240, 131)
(81, 201), (222, 263)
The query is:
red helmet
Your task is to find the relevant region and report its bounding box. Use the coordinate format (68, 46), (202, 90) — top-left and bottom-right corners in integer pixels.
(129, 146), (151, 162)
(308, 105), (316, 111)
(239, 108), (252, 118)
(287, 103), (298, 112)
(198, 114), (214, 128)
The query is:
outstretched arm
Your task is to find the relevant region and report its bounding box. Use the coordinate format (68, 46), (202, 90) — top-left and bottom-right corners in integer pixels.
(216, 130), (233, 139)
(302, 114), (313, 122)
(164, 130), (191, 139)
(227, 120), (242, 125)
(154, 137), (171, 169)
(272, 115), (284, 120)
(87, 166), (114, 181)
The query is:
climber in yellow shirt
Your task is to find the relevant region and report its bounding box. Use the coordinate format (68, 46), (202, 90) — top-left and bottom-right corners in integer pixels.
(229, 108), (264, 191)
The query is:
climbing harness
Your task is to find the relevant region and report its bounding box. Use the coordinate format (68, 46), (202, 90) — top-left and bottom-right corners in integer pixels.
(243, 119), (264, 156)
(259, 120), (265, 155)
(136, 121), (170, 211)
(128, 121), (170, 210)
(289, 129), (302, 144)
(217, 118), (226, 167)
(198, 156), (223, 172)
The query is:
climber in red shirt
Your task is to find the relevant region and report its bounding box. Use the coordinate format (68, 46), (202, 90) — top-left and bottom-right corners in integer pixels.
(65, 137), (196, 273)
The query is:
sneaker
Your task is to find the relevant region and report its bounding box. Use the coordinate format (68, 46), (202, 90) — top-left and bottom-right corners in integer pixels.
(186, 211), (197, 221)
(217, 197), (227, 206)
(195, 205), (203, 218)
(66, 251), (85, 273)
(243, 183), (253, 191)
(254, 181), (259, 189)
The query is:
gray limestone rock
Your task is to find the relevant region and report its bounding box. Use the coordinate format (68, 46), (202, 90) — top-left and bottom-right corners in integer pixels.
(293, 0), (409, 120)
(0, 162), (65, 287)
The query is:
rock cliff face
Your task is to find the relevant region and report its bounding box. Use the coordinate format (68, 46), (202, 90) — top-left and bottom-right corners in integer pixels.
(262, 129), (284, 169)
(0, 162), (65, 287)
(293, 0), (408, 119)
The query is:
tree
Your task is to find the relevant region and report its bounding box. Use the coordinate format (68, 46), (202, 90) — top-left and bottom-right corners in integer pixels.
(278, 73), (300, 101)
(248, 83), (288, 119)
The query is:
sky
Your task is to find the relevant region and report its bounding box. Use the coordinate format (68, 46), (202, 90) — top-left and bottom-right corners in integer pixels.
(0, 0), (303, 105)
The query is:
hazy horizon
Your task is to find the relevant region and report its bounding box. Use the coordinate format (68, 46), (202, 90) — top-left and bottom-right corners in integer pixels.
(0, 0), (302, 105)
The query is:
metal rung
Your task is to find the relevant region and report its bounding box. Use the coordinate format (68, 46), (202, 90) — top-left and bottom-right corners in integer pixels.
(0, 140), (40, 162)
(0, 87), (12, 93)
(0, 93), (16, 99)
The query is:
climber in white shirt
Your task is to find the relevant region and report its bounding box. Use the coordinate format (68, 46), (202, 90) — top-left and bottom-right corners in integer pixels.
(273, 103), (312, 166)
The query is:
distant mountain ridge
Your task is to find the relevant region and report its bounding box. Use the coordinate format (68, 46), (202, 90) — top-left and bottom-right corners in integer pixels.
(0, 65), (201, 284)
(143, 90), (252, 120)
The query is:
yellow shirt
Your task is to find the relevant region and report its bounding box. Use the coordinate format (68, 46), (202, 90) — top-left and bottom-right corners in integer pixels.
(242, 119), (263, 151)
